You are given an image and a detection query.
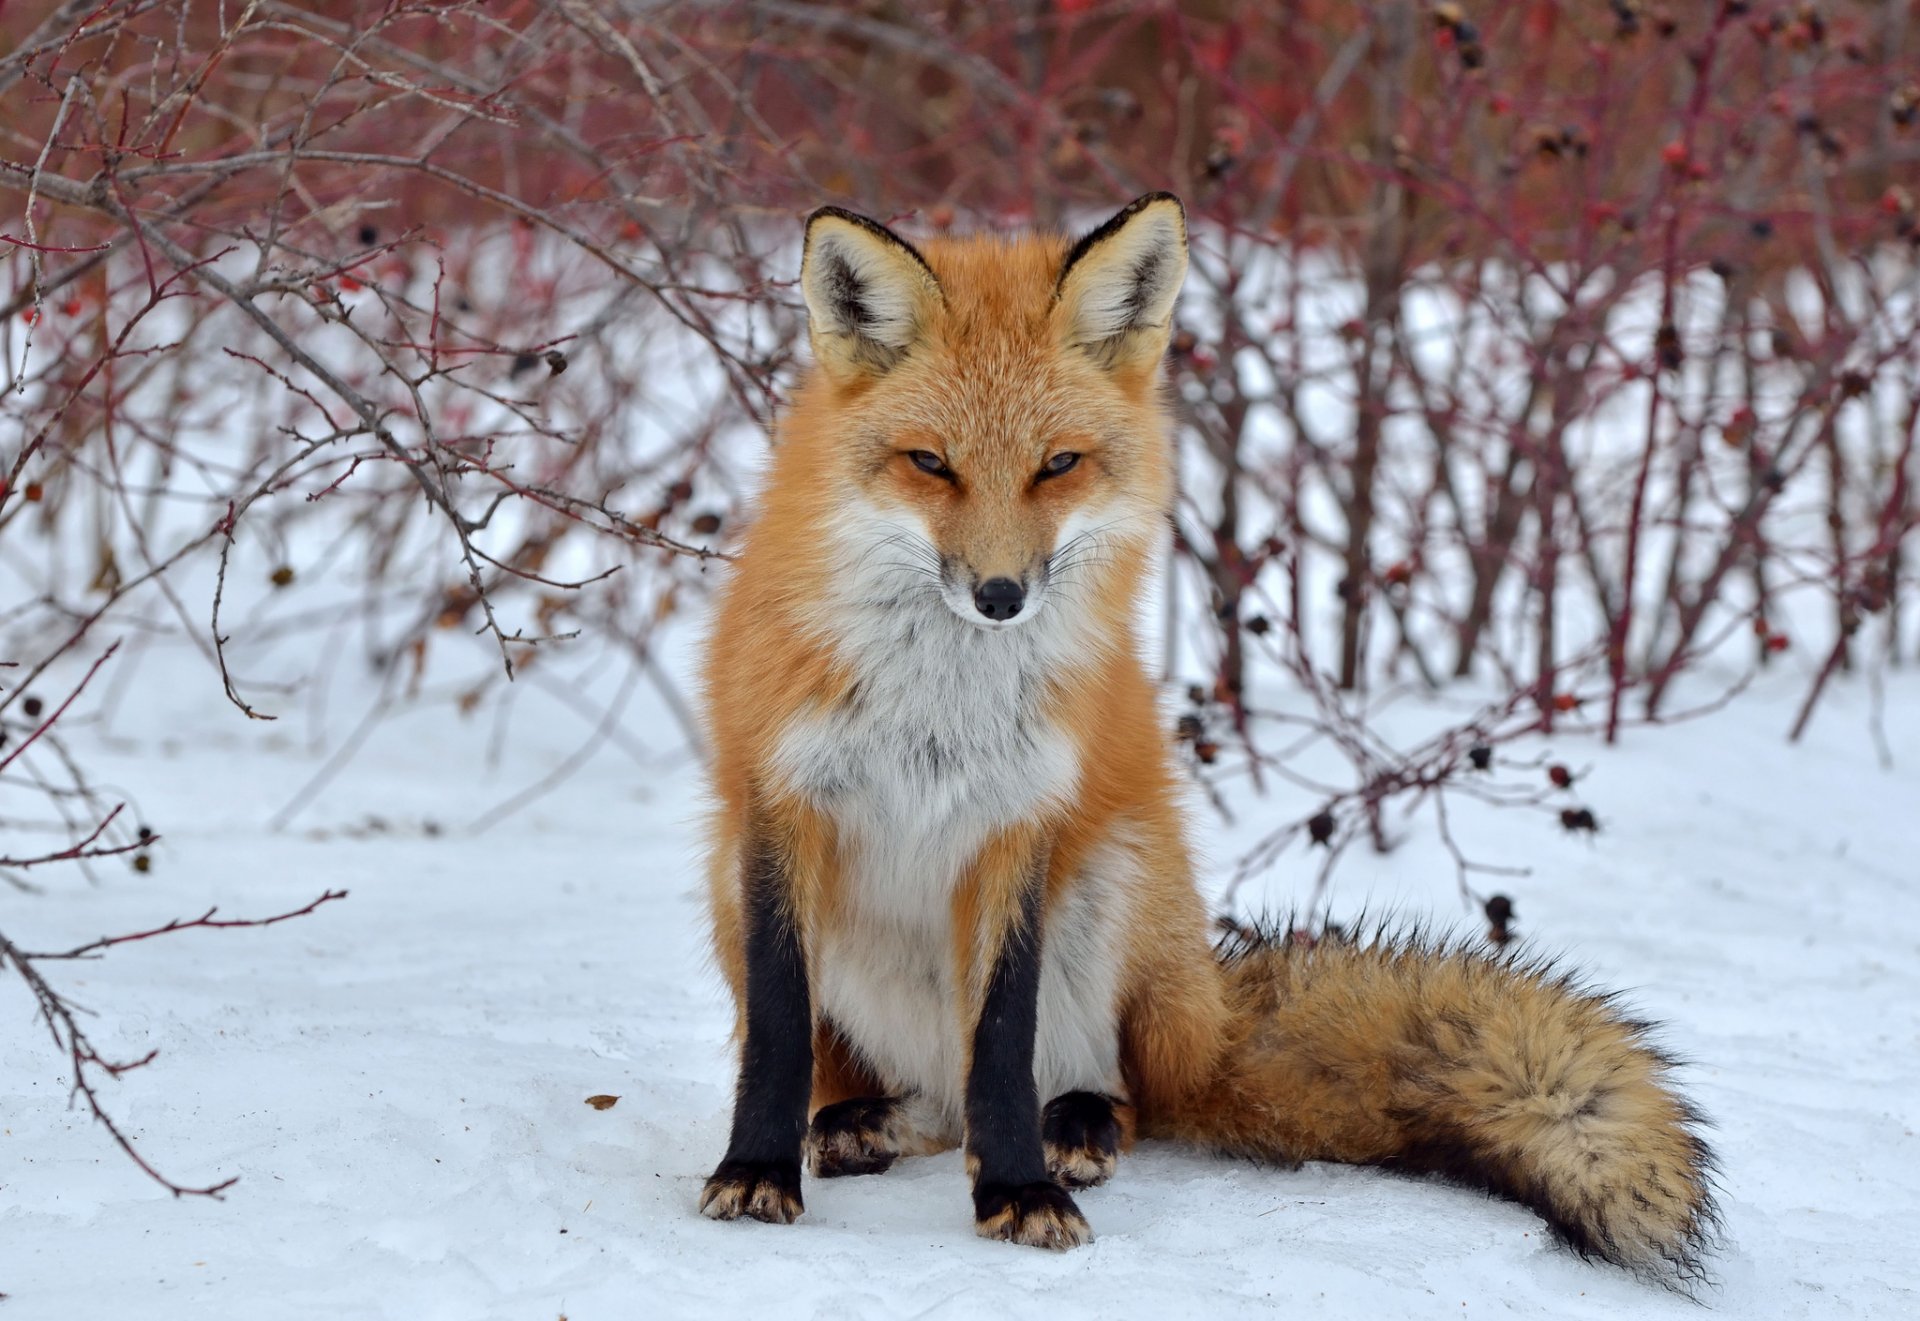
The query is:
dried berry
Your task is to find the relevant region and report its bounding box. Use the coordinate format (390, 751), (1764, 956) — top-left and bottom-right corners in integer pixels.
(1559, 807), (1599, 833)
(1655, 322), (1683, 371)
(21, 696), (43, 718)
(270, 565), (296, 588)
(1468, 744), (1493, 771)
(132, 853), (152, 873)
(1548, 763), (1574, 789)
(1244, 614), (1270, 636)
(1175, 713), (1204, 742)
(1484, 894), (1516, 945)
(690, 512), (724, 536)
(1307, 809), (1336, 846)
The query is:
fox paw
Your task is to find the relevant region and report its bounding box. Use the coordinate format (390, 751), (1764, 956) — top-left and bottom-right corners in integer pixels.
(807, 1097), (901, 1178)
(699, 1158), (803, 1224)
(973, 1181), (1092, 1250)
(1042, 1092), (1123, 1190)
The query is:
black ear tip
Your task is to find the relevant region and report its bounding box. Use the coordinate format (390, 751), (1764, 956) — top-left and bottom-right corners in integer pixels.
(1137, 194), (1187, 240)
(800, 207), (942, 287)
(1056, 193), (1189, 292)
(805, 205), (872, 236)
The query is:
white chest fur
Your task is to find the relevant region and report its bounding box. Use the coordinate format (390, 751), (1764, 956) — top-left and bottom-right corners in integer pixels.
(770, 582), (1127, 1131)
(773, 588), (1080, 912)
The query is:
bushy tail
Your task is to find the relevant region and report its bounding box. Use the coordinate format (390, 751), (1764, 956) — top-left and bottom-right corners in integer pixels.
(1145, 925), (1717, 1282)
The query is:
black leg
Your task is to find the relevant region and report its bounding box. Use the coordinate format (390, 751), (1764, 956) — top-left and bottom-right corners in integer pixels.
(966, 866), (1091, 1249)
(700, 826), (812, 1225)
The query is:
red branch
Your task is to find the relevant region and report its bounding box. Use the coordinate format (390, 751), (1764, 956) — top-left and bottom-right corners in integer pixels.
(25, 888), (350, 961)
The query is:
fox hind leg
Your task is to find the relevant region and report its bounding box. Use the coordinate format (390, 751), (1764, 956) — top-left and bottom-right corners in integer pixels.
(1042, 1092), (1129, 1190)
(807, 1094), (952, 1177)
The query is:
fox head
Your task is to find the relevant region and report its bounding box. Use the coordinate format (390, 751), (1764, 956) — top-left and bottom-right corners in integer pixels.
(773, 195), (1188, 642)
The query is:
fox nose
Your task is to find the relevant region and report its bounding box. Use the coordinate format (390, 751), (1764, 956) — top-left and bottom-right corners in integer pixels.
(973, 577), (1025, 621)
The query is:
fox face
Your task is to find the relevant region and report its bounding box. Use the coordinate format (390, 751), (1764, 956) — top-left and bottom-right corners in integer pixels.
(786, 196), (1189, 635)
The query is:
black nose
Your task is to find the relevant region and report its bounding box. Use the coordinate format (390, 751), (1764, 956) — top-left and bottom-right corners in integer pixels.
(974, 577), (1025, 621)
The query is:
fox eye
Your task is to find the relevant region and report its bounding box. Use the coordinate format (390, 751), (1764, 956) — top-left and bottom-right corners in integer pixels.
(906, 450), (954, 479)
(1038, 451), (1082, 479)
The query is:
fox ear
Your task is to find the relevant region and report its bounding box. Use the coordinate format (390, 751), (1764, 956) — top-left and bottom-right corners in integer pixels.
(1053, 193), (1188, 373)
(801, 207), (942, 381)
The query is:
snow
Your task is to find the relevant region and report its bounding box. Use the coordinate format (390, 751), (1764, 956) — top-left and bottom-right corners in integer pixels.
(4, 610), (1918, 1320)
(5, 238), (1917, 1312)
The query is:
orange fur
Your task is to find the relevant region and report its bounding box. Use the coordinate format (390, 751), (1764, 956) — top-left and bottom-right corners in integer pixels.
(699, 198), (1715, 1280)
(1146, 928), (1718, 1279)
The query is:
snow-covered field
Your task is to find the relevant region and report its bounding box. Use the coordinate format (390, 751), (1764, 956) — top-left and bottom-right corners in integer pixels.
(4, 613), (1917, 1320)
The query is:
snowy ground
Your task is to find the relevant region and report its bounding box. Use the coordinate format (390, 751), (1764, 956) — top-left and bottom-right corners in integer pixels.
(4, 620), (1919, 1320)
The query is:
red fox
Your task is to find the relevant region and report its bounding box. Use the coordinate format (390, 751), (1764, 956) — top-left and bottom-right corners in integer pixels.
(697, 194), (1715, 1277)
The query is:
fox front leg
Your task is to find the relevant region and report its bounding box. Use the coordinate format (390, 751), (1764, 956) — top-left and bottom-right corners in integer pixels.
(700, 827), (812, 1225)
(965, 848), (1092, 1250)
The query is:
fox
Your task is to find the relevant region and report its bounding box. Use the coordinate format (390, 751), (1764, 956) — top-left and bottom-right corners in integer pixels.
(695, 193), (1716, 1277)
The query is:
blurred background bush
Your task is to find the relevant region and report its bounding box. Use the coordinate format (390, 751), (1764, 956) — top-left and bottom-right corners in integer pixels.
(4, 0), (1916, 876)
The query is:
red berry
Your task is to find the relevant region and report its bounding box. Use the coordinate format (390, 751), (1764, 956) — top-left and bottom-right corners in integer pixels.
(1723, 406), (1757, 446)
